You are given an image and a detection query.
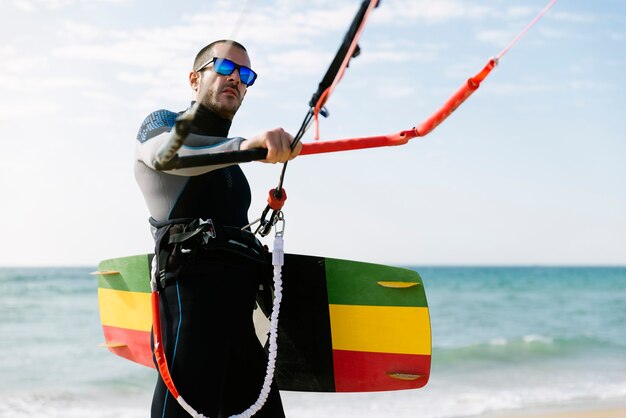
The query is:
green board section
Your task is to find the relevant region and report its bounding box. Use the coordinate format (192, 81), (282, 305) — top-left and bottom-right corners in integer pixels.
(97, 254), (428, 307)
(98, 254), (152, 293)
(325, 258), (427, 307)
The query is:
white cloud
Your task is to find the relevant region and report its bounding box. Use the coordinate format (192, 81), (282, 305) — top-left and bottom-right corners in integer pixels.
(0, 73), (90, 92)
(487, 80), (557, 96)
(537, 27), (578, 40)
(567, 79), (615, 92)
(375, 82), (416, 99)
(0, 74), (19, 90)
(0, 45), (49, 72)
(476, 28), (517, 47)
(0, 46), (17, 55)
(2, 0), (584, 96)
(61, 19), (104, 41)
(475, 10), (565, 49)
(50, 3), (353, 71)
(43, 2), (394, 95)
(551, 11), (597, 24)
(360, 40), (442, 64)
(262, 50), (334, 80)
(52, 36), (186, 68)
(116, 71), (164, 86)
(504, 6), (535, 20)
(427, 56), (612, 102)
(184, 3), (367, 47)
(12, 0), (129, 11)
(610, 32), (626, 42)
(375, 0), (493, 24)
(47, 0), (478, 80)
(80, 88), (123, 105)
(443, 59), (486, 80)
(0, 99), (63, 122)
(12, 0), (35, 11)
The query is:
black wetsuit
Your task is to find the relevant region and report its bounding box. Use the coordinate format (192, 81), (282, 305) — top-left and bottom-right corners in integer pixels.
(135, 103), (285, 418)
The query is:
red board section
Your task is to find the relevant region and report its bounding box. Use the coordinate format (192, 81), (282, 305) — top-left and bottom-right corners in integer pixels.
(102, 325), (154, 369)
(332, 350), (431, 392)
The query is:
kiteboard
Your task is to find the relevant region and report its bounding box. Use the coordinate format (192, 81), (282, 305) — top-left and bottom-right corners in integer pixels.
(95, 253), (431, 392)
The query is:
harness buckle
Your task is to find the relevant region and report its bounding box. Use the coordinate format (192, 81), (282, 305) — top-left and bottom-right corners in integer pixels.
(198, 218), (216, 243)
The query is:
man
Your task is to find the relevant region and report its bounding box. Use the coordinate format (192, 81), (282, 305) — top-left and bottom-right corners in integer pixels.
(135, 40), (300, 418)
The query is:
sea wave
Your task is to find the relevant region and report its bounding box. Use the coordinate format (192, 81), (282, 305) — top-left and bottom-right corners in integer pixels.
(0, 389), (149, 418)
(433, 334), (624, 366)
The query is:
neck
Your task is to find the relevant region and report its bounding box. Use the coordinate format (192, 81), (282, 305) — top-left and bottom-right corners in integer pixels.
(191, 101), (232, 137)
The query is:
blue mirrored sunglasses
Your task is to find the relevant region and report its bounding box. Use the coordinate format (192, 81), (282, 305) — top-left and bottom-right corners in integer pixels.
(196, 57), (258, 87)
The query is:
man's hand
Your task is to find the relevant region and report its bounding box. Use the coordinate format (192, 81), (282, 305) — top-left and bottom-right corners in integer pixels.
(240, 128), (302, 163)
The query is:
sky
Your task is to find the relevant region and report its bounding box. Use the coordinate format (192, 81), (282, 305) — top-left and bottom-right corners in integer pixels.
(0, 0), (624, 267)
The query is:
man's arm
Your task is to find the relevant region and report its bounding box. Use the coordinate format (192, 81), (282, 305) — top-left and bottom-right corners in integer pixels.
(136, 110), (301, 175)
(135, 109), (245, 176)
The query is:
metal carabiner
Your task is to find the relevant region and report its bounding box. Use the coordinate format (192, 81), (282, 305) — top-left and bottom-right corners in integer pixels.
(274, 211), (285, 237)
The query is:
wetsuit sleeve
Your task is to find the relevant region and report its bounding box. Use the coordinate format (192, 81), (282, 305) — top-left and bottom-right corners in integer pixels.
(135, 109), (246, 176)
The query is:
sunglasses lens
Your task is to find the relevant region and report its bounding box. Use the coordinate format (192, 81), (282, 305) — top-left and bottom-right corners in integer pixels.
(239, 67), (257, 86)
(214, 58), (235, 76)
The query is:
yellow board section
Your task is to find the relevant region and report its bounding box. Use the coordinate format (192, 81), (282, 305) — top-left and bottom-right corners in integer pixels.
(329, 304), (431, 355)
(98, 288), (152, 332)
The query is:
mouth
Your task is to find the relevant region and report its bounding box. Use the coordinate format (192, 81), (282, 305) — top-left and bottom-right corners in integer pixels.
(220, 87), (240, 99)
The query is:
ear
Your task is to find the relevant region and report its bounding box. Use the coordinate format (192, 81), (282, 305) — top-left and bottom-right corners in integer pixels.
(189, 71), (200, 92)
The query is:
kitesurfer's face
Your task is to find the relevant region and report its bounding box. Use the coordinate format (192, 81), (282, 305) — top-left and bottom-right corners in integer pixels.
(190, 42), (250, 120)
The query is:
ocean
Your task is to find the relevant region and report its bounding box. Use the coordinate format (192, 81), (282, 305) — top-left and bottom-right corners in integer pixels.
(1, 265), (625, 418)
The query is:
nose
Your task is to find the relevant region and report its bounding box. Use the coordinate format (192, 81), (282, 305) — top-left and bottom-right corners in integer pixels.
(227, 68), (242, 84)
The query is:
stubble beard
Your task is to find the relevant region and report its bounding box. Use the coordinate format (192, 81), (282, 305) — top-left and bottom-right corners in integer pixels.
(201, 90), (241, 121)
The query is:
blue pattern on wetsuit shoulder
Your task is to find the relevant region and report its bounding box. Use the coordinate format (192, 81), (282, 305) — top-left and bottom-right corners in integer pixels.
(137, 109), (179, 143)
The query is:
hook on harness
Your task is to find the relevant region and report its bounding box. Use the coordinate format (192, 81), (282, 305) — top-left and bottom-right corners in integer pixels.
(246, 188), (287, 237)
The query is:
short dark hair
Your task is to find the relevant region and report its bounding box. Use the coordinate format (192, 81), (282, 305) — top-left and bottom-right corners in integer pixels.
(193, 40), (248, 71)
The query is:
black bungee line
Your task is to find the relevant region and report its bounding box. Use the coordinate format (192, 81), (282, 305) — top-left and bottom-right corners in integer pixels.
(256, 0), (379, 237)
